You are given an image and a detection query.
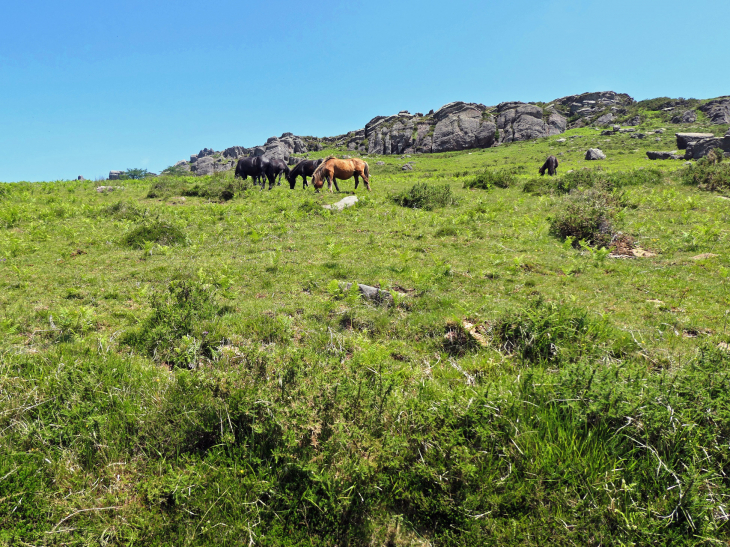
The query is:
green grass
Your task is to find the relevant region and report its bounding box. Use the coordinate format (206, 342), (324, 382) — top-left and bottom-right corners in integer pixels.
(2, 112), (730, 545)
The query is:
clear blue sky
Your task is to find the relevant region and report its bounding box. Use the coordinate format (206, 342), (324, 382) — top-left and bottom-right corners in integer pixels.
(0, 0), (727, 182)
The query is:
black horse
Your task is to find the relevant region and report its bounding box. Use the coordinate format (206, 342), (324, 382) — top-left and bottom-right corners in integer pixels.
(262, 159), (290, 189)
(539, 155), (559, 176)
(287, 158), (323, 189)
(235, 157), (266, 185)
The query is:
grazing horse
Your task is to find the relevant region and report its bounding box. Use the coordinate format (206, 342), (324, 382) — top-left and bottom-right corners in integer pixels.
(311, 156), (371, 193)
(539, 155), (559, 176)
(262, 159), (290, 189)
(252, 156), (270, 188)
(287, 158), (323, 189)
(235, 157), (265, 185)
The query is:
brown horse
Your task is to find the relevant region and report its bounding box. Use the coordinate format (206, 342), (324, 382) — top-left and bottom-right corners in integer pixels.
(311, 156), (371, 192)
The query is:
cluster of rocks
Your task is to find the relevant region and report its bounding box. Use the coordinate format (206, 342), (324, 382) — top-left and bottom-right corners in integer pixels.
(647, 131), (730, 161)
(164, 91), (730, 177)
(340, 101), (567, 156)
(550, 91), (634, 128)
(678, 130), (730, 159)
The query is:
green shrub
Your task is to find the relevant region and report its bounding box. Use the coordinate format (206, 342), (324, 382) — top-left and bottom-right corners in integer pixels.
(548, 185), (628, 248)
(121, 220), (187, 249)
(121, 279), (221, 368)
(681, 160), (730, 191)
(526, 168), (663, 196)
(463, 169), (516, 190)
(393, 182), (456, 210)
(494, 300), (635, 363)
(104, 200), (145, 220)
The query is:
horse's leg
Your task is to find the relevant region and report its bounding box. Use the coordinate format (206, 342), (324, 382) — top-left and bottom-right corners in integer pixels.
(361, 170), (371, 191)
(354, 174), (360, 189)
(333, 178), (341, 192)
(303, 175), (308, 188)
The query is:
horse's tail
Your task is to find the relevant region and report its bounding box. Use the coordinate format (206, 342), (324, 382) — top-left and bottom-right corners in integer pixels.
(363, 161), (370, 179)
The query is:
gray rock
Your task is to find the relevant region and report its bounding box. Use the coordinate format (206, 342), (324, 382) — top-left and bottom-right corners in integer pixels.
(401, 164), (413, 171)
(497, 103), (557, 143)
(685, 138), (724, 159)
(676, 132), (714, 149)
(630, 133), (646, 139)
(585, 148), (606, 160)
(594, 113), (615, 125)
(108, 171), (124, 180)
(376, 161), (385, 165)
(601, 130), (614, 136)
(172, 160), (192, 173)
(613, 125), (622, 131)
(699, 99), (730, 124)
(96, 185), (124, 192)
(625, 115), (641, 126)
(223, 146), (250, 159)
(556, 138), (566, 143)
(339, 282), (392, 304)
(432, 104), (496, 152)
(190, 155), (198, 163)
(197, 148), (215, 158)
(323, 196), (359, 211)
(77, 176), (85, 181)
(671, 110), (697, 124)
(192, 156), (216, 176)
(619, 128), (636, 133)
(646, 151), (683, 160)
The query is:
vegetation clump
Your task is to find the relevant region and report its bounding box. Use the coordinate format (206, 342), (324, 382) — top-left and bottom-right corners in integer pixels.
(122, 278), (221, 367)
(682, 153), (730, 191)
(548, 184), (629, 248)
(494, 300), (635, 363)
(463, 168), (516, 189)
(393, 182), (456, 210)
(121, 219), (187, 249)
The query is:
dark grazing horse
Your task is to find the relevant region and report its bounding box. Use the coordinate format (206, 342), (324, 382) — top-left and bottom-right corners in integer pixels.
(287, 158), (324, 189)
(235, 157), (266, 185)
(262, 159), (290, 189)
(539, 155), (559, 176)
(252, 156), (270, 187)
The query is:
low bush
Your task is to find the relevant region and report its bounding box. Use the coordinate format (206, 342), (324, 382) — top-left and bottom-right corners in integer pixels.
(121, 278), (222, 367)
(393, 182), (456, 210)
(121, 220), (187, 249)
(548, 185), (628, 248)
(682, 157), (730, 191)
(463, 169), (516, 189)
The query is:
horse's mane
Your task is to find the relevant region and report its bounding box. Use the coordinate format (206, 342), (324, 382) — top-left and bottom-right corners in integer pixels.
(312, 156), (336, 176)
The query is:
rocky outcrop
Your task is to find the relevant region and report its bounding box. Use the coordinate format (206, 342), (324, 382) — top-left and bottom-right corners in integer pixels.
(676, 132), (715, 149)
(699, 98), (730, 124)
(685, 138), (724, 160)
(191, 156), (235, 175)
(551, 91), (634, 128)
(109, 171), (124, 180)
(671, 110), (697, 124)
(223, 146), (251, 159)
(496, 103), (565, 143)
(432, 103), (496, 151)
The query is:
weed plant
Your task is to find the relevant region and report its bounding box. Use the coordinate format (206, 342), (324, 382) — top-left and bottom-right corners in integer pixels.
(681, 157), (730, 191)
(463, 168), (516, 189)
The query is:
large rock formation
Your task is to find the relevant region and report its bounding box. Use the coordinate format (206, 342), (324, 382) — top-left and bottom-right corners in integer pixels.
(551, 91), (634, 128)
(685, 138), (724, 160)
(671, 110), (697, 124)
(496, 103), (565, 143)
(676, 132), (714, 149)
(699, 98), (730, 125)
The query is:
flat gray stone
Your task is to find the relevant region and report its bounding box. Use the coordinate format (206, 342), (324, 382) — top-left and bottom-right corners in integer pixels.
(322, 196), (359, 210)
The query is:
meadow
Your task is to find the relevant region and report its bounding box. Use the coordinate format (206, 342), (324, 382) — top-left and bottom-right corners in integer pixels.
(2, 116), (730, 546)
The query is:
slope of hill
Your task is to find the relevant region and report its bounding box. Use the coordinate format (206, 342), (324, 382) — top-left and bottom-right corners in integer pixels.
(3, 113), (730, 545)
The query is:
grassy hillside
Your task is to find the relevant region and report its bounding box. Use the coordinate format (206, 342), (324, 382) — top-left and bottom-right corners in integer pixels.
(2, 117), (730, 545)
